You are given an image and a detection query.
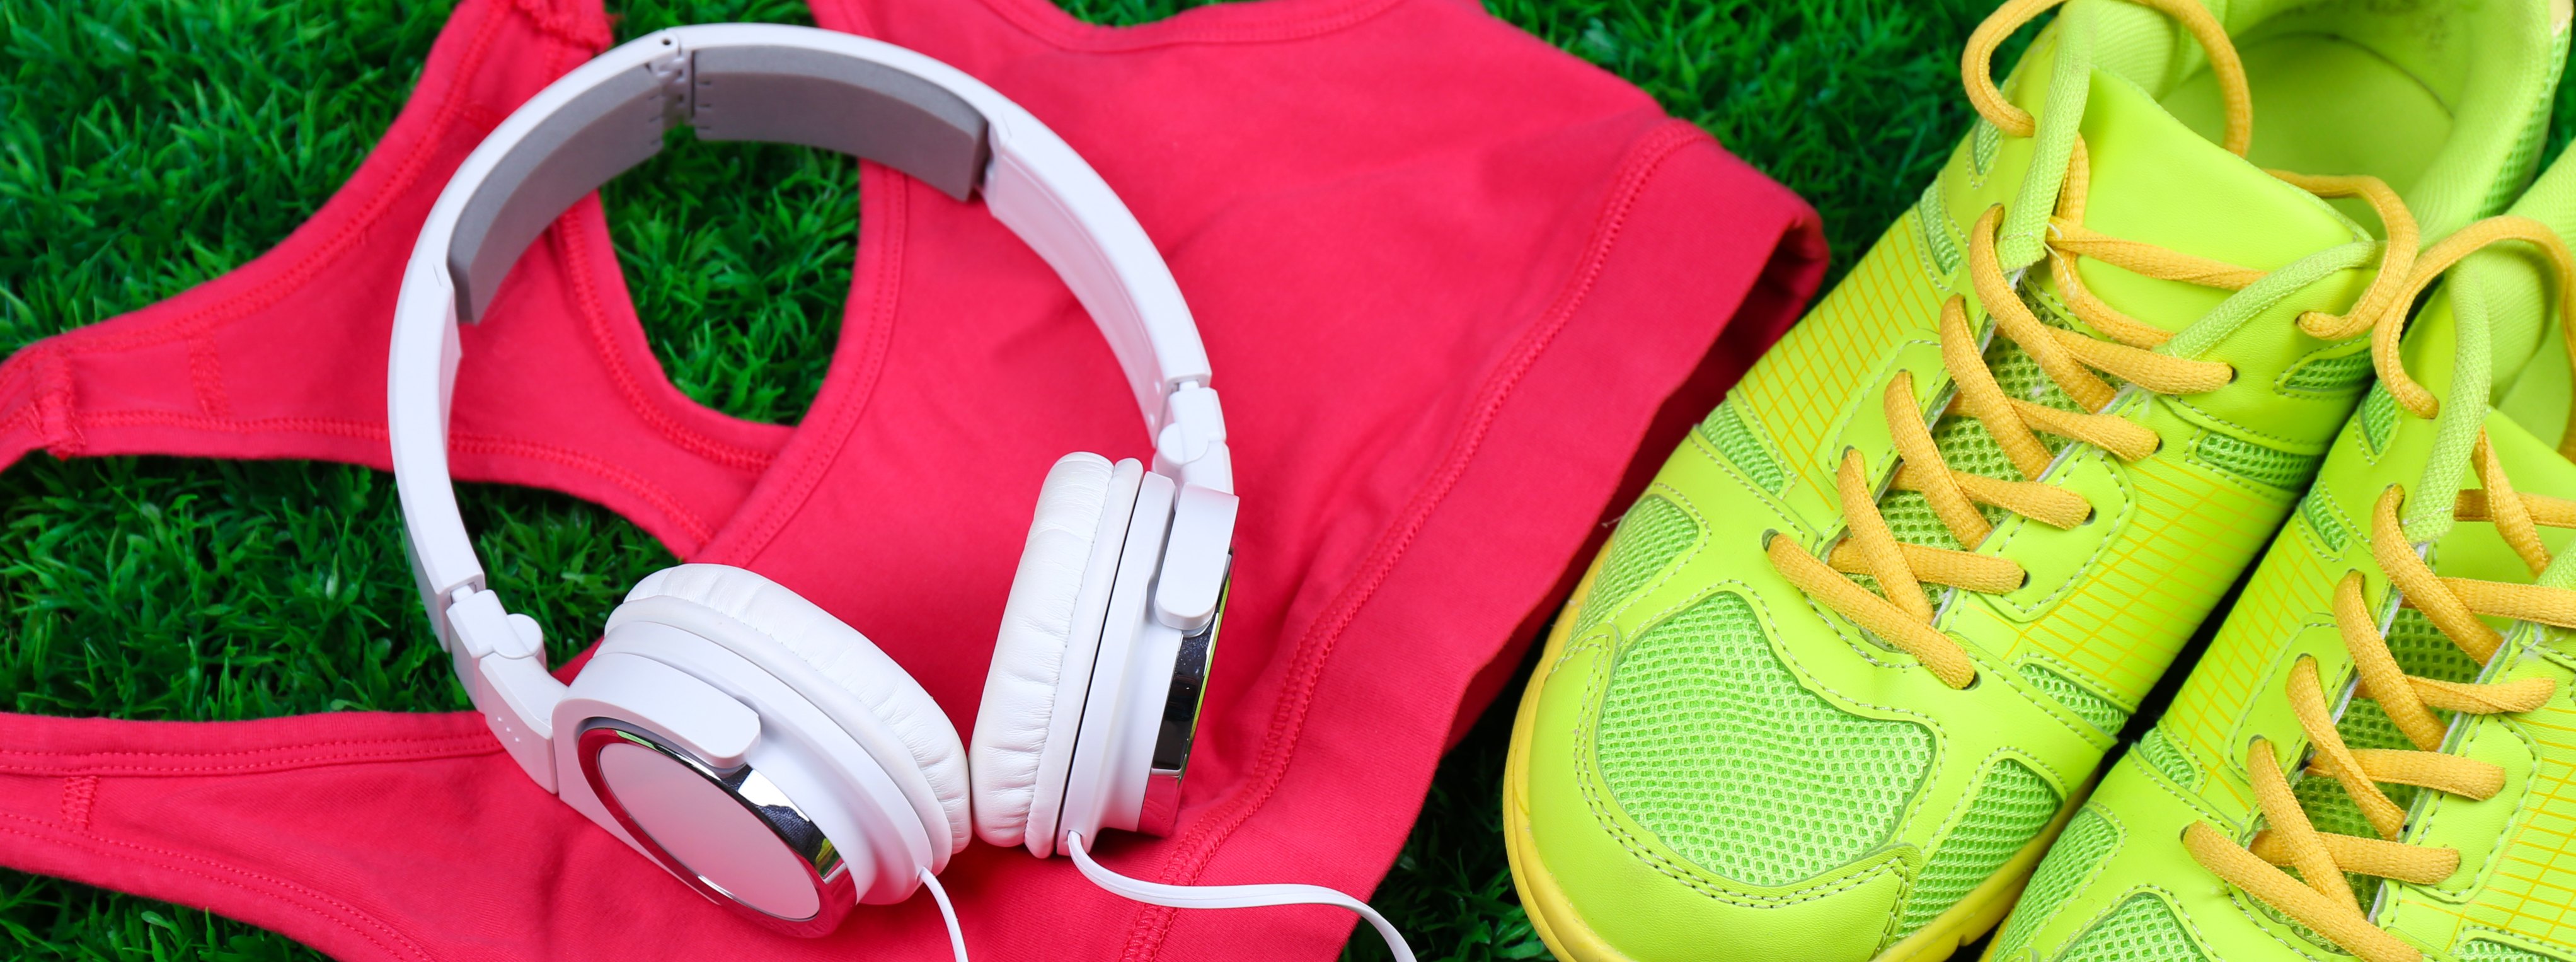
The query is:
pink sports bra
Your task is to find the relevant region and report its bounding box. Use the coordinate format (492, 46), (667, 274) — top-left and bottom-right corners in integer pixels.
(0, 0), (1824, 957)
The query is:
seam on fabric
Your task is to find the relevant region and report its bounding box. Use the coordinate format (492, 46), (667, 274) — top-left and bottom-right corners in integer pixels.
(58, 776), (97, 832)
(0, 343), (77, 460)
(61, 409), (716, 545)
(702, 165), (908, 566)
(0, 733), (491, 760)
(188, 336), (231, 417)
(0, 811), (438, 962)
(1117, 118), (1724, 961)
(452, 432), (715, 545)
(0, 734), (500, 777)
(0, 406), (38, 460)
(553, 211), (779, 474)
(963, 0), (1407, 54)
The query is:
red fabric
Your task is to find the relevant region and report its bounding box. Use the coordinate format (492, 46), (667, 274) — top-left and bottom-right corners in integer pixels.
(0, 0), (1824, 957)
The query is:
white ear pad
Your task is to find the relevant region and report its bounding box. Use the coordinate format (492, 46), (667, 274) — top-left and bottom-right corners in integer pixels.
(609, 564), (971, 855)
(970, 452), (1139, 850)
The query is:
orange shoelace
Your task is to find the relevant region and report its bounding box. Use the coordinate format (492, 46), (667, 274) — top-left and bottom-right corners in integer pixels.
(1768, 0), (2418, 689)
(2183, 217), (2576, 962)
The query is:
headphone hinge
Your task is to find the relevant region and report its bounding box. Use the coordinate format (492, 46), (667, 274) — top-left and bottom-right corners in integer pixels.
(1153, 383), (1233, 494)
(447, 586), (567, 792)
(647, 34), (694, 126)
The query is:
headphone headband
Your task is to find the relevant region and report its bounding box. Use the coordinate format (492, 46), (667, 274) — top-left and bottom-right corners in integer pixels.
(390, 24), (1230, 623)
(375, 30), (1405, 956)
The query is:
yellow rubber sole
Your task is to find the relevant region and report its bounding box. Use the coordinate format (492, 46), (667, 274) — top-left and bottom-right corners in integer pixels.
(1499, 570), (2093, 962)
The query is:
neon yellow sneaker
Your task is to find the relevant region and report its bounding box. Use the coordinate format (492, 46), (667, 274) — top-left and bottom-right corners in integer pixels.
(1985, 136), (2576, 962)
(1502, 1), (2572, 960)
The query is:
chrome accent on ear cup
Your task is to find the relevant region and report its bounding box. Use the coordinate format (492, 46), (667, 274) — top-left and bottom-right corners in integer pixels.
(577, 722), (857, 936)
(1137, 571), (1223, 838)
(1135, 768), (1183, 838)
(1149, 572), (1222, 774)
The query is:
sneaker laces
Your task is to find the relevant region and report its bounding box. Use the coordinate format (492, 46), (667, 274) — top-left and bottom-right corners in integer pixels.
(2183, 216), (2576, 962)
(1768, 0), (2420, 690)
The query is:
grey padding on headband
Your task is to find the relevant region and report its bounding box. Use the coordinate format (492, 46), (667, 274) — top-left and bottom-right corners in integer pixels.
(447, 65), (666, 322)
(446, 45), (990, 322)
(692, 45), (988, 199)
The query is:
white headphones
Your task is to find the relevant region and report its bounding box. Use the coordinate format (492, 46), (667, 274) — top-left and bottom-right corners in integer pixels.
(386, 24), (1408, 959)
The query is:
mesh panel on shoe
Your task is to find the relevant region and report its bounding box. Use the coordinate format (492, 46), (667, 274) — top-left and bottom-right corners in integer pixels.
(1871, 494), (1969, 613)
(1880, 492), (1969, 552)
(2190, 431), (2322, 490)
(1918, 182), (1964, 276)
(1912, 316), (2081, 495)
(2301, 487), (2352, 553)
(2056, 892), (2211, 962)
(2360, 383), (2398, 455)
(2134, 725), (2198, 790)
(1595, 592), (1936, 888)
(1991, 806), (2122, 961)
(2285, 606), (2483, 904)
(1972, 119), (2001, 175)
(2277, 347), (2374, 396)
(2461, 941), (2573, 962)
(2020, 663), (2130, 734)
(2384, 605), (2484, 685)
(1856, 327), (2083, 610)
(1573, 495), (1699, 636)
(1700, 400), (1786, 493)
(1894, 760), (2061, 940)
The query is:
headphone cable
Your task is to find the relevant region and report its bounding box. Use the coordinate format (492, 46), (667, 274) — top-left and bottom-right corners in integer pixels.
(1066, 832), (1416, 961)
(918, 867), (969, 962)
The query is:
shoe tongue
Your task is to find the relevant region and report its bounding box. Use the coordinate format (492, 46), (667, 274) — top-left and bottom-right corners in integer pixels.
(2046, 71), (2359, 335)
(2478, 153), (2576, 402)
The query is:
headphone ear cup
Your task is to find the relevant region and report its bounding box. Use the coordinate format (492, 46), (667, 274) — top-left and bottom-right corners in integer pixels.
(970, 452), (1135, 851)
(611, 564), (972, 855)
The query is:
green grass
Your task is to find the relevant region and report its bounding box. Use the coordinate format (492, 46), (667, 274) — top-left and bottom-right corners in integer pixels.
(8, 0), (2567, 959)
